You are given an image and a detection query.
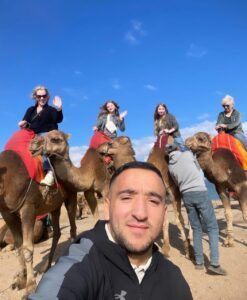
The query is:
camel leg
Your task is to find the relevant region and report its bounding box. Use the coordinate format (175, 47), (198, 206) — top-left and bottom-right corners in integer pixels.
(20, 206), (36, 295)
(162, 216), (170, 257)
(171, 195), (191, 259)
(84, 189), (99, 224)
(64, 193), (77, 240)
(39, 208), (61, 273)
(219, 192), (234, 247)
(1, 211), (27, 290)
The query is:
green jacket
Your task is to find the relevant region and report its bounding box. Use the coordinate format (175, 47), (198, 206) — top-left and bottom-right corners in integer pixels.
(154, 113), (181, 138)
(216, 109), (244, 134)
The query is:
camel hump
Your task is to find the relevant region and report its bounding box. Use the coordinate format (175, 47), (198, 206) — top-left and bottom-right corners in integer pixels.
(212, 133), (247, 170)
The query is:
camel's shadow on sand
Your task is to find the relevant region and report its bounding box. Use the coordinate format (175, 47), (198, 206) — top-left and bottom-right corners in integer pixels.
(34, 223), (76, 273)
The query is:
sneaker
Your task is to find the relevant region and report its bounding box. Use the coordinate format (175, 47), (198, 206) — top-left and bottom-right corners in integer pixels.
(208, 265), (227, 276)
(40, 171), (54, 186)
(195, 264), (204, 270)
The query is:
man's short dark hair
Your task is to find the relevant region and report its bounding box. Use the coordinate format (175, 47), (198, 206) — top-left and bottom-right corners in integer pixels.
(109, 161), (164, 187)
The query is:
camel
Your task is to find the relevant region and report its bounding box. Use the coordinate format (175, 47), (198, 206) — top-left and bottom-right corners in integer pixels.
(76, 192), (92, 219)
(185, 132), (247, 247)
(0, 149), (77, 297)
(0, 217), (50, 251)
(147, 147), (191, 258)
(30, 130), (136, 221)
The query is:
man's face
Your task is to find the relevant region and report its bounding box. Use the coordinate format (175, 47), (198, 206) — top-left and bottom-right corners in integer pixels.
(104, 168), (167, 254)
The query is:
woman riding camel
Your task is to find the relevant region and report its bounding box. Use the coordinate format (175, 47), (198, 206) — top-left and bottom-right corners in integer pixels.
(215, 95), (247, 151)
(18, 85), (63, 186)
(154, 103), (186, 151)
(90, 100), (127, 165)
(93, 100), (127, 139)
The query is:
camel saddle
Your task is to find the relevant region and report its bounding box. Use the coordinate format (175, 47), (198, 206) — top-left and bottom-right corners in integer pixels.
(212, 132), (247, 170)
(4, 129), (44, 182)
(154, 133), (169, 149)
(89, 131), (111, 149)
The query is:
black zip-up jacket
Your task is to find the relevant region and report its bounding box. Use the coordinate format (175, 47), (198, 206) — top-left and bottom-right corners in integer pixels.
(22, 104), (63, 134)
(29, 221), (193, 300)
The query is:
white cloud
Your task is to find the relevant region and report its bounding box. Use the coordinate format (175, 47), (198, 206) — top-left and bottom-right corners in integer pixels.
(144, 84), (157, 91)
(70, 145), (88, 167)
(125, 19), (147, 45)
(181, 120), (216, 139)
(111, 79), (121, 90)
(215, 90), (224, 96)
(61, 87), (88, 101)
(74, 70), (82, 75)
(197, 113), (210, 120)
(131, 20), (146, 36)
(186, 43), (207, 58)
(132, 136), (155, 161)
(125, 32), (138, 44)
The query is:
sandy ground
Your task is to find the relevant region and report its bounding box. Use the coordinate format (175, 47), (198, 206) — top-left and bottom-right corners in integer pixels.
(0, 199), (246, 300)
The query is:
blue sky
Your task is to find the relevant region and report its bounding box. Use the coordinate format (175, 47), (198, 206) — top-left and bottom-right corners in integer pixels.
(1, 0), (247, 163)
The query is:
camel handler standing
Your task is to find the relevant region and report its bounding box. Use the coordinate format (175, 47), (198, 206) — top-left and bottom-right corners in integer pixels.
(166, 143), (227, 275)
(29, 161), (192, 300)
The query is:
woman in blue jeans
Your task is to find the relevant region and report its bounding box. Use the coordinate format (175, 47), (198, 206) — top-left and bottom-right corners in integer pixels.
(166, 143), (227, 275)
(154, 103), (186, 151)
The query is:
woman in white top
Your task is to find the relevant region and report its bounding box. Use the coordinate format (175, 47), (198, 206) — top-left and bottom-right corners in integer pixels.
(93, 100), (127, 139)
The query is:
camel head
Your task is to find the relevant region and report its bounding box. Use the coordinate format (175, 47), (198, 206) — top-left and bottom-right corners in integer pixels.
(97, 136), (135, 167)
(30, 130), (70, 159)
(185, 132), (212, 154)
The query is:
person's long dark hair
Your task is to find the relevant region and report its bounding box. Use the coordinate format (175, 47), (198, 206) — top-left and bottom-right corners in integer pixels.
(154, 103), (169, 121)
(98, 100), (120, 117)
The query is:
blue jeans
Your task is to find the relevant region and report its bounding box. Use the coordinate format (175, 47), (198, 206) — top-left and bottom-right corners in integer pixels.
(182, 191), (219, 266)
(233, 133), (247, 151)
(174, 136), (187, 152)
(38, 132), (50, 171)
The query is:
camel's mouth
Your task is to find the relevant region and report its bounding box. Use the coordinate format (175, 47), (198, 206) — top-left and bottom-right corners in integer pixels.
(29, 142), (43, 157)
(184, 138), (195, 150)
(29, 147), (43, 157)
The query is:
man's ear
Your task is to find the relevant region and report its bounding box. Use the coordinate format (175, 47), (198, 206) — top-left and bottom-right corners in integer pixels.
(104, 196), (110, 221)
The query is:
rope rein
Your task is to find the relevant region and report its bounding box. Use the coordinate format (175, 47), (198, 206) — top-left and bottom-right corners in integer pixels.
(10, 178), (33, 213)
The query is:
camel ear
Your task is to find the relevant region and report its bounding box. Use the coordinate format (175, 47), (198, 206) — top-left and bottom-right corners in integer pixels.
(65, 134), (71, 140)
(119, 136), (129, 144)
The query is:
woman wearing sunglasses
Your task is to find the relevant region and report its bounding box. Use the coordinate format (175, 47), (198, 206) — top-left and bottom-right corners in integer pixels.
(215, 94), (247, 150)
(18, 85), (63, 186)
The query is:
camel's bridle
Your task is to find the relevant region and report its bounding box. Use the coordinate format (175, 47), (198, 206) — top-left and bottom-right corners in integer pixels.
(42, 135), (70, 161)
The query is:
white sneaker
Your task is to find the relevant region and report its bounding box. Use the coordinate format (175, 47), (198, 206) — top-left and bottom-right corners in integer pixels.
(40, 171), (55, 186)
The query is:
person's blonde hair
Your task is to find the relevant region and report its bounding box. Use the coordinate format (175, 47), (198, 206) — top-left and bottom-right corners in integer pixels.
(31, 85), (50, 101)
(221, 94), (234, 106)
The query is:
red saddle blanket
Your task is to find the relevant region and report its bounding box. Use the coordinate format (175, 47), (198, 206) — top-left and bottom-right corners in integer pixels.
(89, 131), (112, 149)
(211, 132), (247, 170)
(153, 134), (169, 149)
(4, 129), (44, 182)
